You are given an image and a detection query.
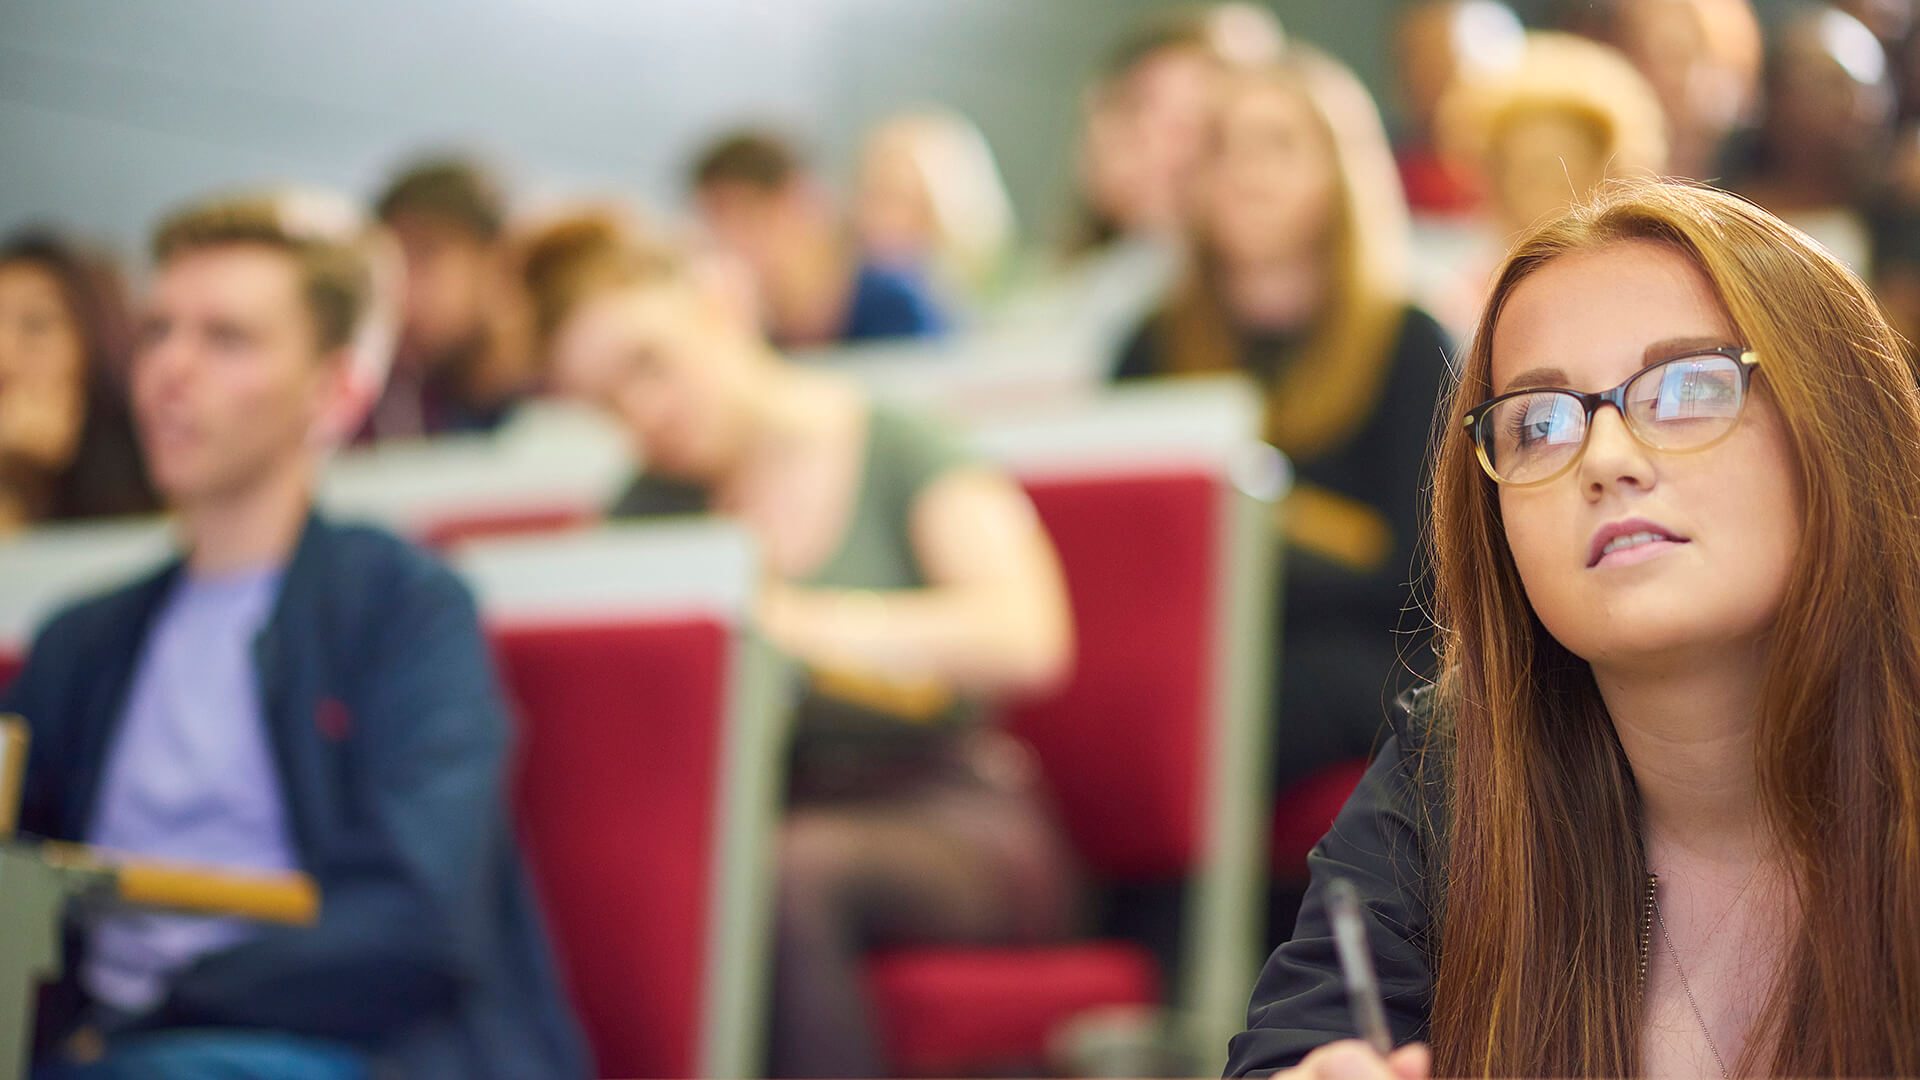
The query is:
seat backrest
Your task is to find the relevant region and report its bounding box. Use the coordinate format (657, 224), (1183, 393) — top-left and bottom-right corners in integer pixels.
(976, 377), (1278, 881)
(457, 522), (784, 1080)
(496, 617), (724, 1080)
(1005, 469), (1218, 879)
(322, 401), (631, 540)
(0, 518), (174, 662)
(971, 377), (1287, 1070)
(801, 323), (1103, 423)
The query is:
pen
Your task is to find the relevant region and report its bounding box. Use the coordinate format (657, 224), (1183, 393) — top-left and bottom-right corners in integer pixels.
(1326, 877), (1393, 1056)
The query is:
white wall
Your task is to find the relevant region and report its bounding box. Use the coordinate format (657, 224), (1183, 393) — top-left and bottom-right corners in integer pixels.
(0, 0), (1186, 259)
(0, 0), (1800, 264)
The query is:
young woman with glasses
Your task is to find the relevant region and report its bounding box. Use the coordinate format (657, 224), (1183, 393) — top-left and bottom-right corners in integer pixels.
(1228, 179), (1920, 1078)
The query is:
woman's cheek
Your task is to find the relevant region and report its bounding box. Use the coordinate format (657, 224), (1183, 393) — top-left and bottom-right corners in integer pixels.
(1499, 495), (1581, 633)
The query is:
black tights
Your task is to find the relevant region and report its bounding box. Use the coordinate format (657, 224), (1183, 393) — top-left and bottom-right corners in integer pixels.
(767, 780), (1076, 1078)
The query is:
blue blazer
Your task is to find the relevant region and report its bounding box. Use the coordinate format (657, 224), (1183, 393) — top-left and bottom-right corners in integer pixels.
(3, 513), (588, 1079)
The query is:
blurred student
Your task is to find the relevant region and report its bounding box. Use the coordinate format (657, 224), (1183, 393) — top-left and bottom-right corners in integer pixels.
(519, 213), (1076, 1078)
(1564, 0), (1763, 181)
(1431, 32), (1669, 330)
(1390, 0), (1524, 216)
(0, 231), (157, 534)
(361, 156), (530, 440)
(853, 107), (1017, 311)
(1067, 2), (1286, 256)
(1114, 48), (1451, 795)
(1439, 33), (1669, 242)
(1229, 177), (1920, 1080)
(1729, 4), (1895, 275)
(1029, 4), (1287, 378)
(6, 191), (585, 1080)
(691, 129), (948, 349)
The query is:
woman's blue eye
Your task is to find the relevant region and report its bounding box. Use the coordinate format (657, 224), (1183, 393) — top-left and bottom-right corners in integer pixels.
(1507, 398), (1572, 448)
(1646, 361), (1740, 420)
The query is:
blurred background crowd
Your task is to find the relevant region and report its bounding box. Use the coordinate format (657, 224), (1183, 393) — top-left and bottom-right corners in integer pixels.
(3, 0), (1917, 1077)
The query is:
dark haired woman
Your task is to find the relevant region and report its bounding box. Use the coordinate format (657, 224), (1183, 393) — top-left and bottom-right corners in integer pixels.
(0, 231), (158, 534)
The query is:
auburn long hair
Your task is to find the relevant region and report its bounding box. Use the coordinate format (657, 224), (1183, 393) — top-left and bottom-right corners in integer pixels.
(1426, 179), (1920, 1076)
(1158, 46), (1411, 462)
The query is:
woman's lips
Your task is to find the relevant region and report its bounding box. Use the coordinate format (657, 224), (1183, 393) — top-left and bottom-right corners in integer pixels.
(1591, 535), (1689, 568)
(1587, 518), (1689, 568)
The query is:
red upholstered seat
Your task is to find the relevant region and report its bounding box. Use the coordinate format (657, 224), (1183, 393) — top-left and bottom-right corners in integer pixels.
(1003, 472), (1216, 878)
(867, 470), (1220, 1076)
(496, 619), (728, 1080)
(0, 651), (20, 696)
(1270, 757), (1371, 884)
(869, 943), (1161, 1076)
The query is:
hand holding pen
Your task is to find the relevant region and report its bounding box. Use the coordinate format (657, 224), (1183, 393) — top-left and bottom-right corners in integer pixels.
(1261, 878), (1431, 1080)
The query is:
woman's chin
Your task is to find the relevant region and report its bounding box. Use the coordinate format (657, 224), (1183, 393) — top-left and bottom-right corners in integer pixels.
(1551, 615), (1760, 675)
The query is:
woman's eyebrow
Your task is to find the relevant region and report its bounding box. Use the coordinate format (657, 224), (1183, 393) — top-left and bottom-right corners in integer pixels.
(1640, 335), (1728, 367)
(1498, 366), (1569, 394)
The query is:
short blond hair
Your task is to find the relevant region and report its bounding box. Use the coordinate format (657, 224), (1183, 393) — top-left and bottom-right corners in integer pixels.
(152, 190), (374, 356)
(1437, 31), (1669, 182)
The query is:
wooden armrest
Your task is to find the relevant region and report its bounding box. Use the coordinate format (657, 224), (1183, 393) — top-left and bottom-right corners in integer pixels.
(39, 843), (319, 926)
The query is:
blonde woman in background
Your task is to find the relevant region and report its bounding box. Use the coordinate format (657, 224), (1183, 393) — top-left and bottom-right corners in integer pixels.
(853, 107), (1016, 312)
(1114, 45), (1453, 806)
(1429, 32), (1669, 332)
(1438, 32), (1669, 242)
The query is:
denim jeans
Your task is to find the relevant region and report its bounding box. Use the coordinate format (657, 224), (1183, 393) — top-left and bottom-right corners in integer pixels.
(34, 1028), (369, 1080)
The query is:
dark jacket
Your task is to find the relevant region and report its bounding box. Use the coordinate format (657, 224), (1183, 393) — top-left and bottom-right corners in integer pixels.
(3, 513), (587, 1080)
(1226, 688), (1446, 1076)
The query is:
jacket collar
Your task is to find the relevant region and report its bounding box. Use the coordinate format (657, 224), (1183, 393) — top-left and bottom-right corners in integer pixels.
(252, 510), (332, 684)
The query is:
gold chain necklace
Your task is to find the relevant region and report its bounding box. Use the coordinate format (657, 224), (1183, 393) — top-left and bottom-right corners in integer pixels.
(1648, 873), (1732, 1080)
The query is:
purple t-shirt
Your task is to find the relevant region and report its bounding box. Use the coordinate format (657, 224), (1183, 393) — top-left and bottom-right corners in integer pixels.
(82, 563), (295, 1012)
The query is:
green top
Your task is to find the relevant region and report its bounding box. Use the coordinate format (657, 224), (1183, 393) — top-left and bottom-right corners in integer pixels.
(608, 403), (975, 591)
(806, 404), (975, 590)
(609, 403), (983, 798)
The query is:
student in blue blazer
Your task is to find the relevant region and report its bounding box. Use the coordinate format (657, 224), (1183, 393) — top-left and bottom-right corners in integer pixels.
(3, 190), (585, 1080)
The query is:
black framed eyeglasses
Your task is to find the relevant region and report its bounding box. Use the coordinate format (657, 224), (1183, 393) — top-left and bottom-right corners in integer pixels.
(1462, 346), (1760, 486)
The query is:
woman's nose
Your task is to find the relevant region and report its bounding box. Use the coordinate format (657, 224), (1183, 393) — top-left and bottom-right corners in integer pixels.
(1577, 406), (1656, 497)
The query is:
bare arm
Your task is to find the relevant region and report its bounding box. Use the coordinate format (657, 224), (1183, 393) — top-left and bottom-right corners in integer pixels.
(756, 467), (1073, 698)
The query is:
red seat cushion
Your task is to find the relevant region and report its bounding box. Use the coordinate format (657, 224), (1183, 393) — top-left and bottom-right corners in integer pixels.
(1270, 757), (1371, 883)
(868, 943), (1160, 1077)
(0, 651), (20, 697)
(1005, 471), (1217, 880)
(497, 619), (727, 1080)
